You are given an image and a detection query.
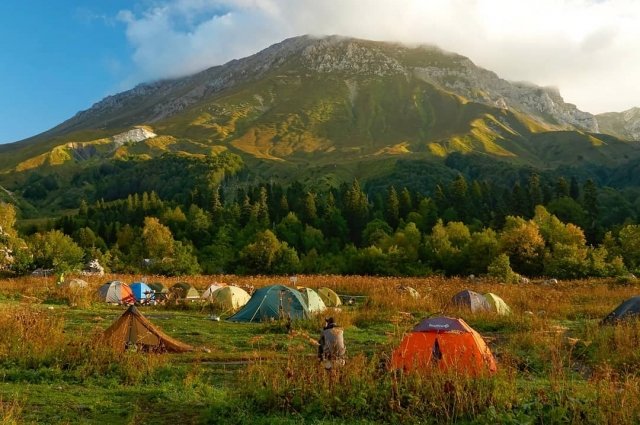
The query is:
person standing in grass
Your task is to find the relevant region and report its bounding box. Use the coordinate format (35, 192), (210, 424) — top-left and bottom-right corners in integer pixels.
(318, 317), (346, 369)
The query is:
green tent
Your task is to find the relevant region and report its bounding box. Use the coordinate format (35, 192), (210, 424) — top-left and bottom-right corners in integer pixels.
(297, 287), (327, 313)
(228, 285), (309, 322)
(484, 293), (512, 315)
(148, 282), (168, 301)
(170, 282), (200, 300)
(318, 287), (342, 307)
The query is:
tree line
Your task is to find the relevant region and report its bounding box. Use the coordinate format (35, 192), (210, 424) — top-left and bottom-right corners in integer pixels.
(2, 172), (640, 279)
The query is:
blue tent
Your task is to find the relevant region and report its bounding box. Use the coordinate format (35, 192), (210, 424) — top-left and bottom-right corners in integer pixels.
(130, 282), (154, 303)
(228, 285), (309, 322)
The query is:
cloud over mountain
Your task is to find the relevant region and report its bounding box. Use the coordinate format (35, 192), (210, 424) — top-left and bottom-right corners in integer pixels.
(116, 0), (640, 114)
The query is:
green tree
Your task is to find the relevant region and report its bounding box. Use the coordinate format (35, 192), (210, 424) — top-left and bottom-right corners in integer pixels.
(239, 230), (298, 274)
(0, 203), (29, 272)
(499, 216), (544, 275)
(618, 224), (640, 272)
(385, 186), (400, 229)
(344, 179), (369, 244)
(142, 217), (175, 260)
(302, 192), (318, 224)
(487, 254), (519, 284)
(29, 230), (84, 272)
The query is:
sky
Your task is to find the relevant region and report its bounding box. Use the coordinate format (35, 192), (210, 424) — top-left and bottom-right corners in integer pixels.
(1, 0), (639, 144)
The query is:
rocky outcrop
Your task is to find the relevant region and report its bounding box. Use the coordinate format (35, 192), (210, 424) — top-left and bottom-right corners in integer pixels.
(302, 38), (406, 76)
(111, 127), (156, 145)
(413, 61), (598, 132)
(597, 107), (640, 141)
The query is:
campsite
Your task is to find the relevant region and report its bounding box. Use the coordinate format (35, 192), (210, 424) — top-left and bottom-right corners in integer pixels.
(1, 274), (640, 424)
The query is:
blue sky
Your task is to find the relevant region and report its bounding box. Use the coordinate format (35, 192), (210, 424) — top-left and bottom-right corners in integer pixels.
(1, 0), (639, 144)
(0, 1), (137, 144)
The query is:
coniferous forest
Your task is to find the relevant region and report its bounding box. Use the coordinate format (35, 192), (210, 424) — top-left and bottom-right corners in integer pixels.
(3, 151), (640, 280)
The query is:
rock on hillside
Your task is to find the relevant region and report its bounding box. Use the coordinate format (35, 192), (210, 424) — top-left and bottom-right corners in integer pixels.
(111, 127), (157, 145)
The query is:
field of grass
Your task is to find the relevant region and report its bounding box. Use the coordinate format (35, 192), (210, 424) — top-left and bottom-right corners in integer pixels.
(1, 274), (639, 424)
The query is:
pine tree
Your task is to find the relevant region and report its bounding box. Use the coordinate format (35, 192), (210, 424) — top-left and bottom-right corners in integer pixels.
(583, 179), (600, 242)
(555, 177), (570, 198)
(399, 187), (413, 219)
(302, 192), (318, 224)
(570, 177), (580, 200)
(344, 179), (369, 244)
(528, 174), (543, 213)
(385, 186), (400, 229)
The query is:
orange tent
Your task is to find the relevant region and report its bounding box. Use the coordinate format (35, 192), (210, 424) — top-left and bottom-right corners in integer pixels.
(391, 316), (496, 375)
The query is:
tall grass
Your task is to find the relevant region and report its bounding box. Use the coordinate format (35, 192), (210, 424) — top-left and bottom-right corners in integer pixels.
(0, 398), (22, 425)
(0, 305), (167, 385)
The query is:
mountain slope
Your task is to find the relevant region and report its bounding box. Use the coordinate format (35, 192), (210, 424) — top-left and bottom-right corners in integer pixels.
(1, 35), (639, 210)
(597, 107), (640, 141)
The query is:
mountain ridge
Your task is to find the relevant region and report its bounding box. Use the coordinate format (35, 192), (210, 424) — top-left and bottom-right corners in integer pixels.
(1, 35), (639, 208)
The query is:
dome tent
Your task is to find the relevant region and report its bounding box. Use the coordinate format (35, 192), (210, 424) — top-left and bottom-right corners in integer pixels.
(451, 290), (491, 313)
(98, 281), (135, 305)
(317, 287), (342, 307)
(201, 283), (228, 300)
(169, 282), (200, 300)
(208, 286), (251, 312)
(391, 316), (496, 375)
(130, 282), (154, 303)
(483, 293), (512, 315)
(297, 287), (327, 313)
(601, 296), (640, 324)
(148, 282), (168, 301)
(228, 285), (309, 322)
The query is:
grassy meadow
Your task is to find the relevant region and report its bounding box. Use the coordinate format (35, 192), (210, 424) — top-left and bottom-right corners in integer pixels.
(0, 274), (639, 424)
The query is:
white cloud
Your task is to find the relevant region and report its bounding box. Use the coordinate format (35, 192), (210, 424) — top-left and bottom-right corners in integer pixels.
(117, 0), (640, 113)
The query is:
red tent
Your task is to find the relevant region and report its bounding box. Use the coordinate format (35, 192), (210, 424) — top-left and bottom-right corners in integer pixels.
(391, 316), (496, 375)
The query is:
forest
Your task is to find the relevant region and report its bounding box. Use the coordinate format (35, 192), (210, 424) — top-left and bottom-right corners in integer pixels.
(2, 150), (640, 280)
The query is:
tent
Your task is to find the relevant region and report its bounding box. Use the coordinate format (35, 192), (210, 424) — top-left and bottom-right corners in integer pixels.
(298, 287), (327, 313)
(170, 282), (200, 300)
(103, 305), (193, 353)
(148, 282), (168, 301)
(317, 287), (342, 307)
(228, 285), (309, 322)
(62, 278), (89, 289)
(483, 293), (512, 315)
(602, 296), (640, 324)
(208, 286), (251, 312)
(391, 316), (497, 375)
(98, 281), (135, 305)
(452, 290), (491, 313)
(397, 285), (420, 299)
(130, 282), (154, 303)
(201, 283), (228, 300)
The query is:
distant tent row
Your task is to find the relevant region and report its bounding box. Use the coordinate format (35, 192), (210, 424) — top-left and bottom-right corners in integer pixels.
(95, 281), (251, 307)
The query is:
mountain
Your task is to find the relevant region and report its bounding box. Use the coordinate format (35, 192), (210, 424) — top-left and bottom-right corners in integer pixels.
(1, 35), (640, 213)
(597, 107), (640, 141)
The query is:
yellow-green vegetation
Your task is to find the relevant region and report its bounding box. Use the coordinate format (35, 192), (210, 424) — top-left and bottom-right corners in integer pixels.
(1, 274), (640, 424)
